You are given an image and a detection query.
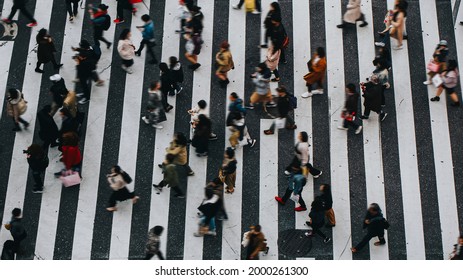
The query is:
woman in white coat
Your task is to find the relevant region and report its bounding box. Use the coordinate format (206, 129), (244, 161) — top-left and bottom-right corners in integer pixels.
(117, 28), (136, 74)
(337, 0), (368, 28)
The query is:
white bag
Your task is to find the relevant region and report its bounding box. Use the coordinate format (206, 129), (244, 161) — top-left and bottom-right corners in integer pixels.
(432, 74), (443, 87)
(290, 192), (300, 203)
(241, 231), (251, 247)
(275, 118), (286, 129)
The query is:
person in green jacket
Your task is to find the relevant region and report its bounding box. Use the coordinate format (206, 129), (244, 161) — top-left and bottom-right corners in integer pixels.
(153, 154), (185, 198)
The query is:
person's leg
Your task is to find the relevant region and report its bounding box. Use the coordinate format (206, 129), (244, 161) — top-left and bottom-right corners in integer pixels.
(7, 5), (19, 21)
(363, 107), (371, 117)
(376, 232), (386, 245)
(297, 192), (307, 209)
(66, 0), (73, 17)
(144, 253), (155, 260)
(255, 0), (261, 12)
(273, 68), (280, 79)
(80, 76), (91, 100)
(137, 39), (146, 54)
(36, 61), (42, 71)
(19, 6), (37, 23)
(285, 156), (300, 173)
(281, 188), (292, 203)
(267, 122), (276, 133)
(117, 2), (124, 20)
(108, 191), (118, 207)
(209, 217), (216, 232)
(312, 226), (327, 239)
(286, 114), (295, 126)
(450, 92), (460, 104)
(280, 48), (286, 63)
(72, 0), (79, 15)
(171, 185), (184, 196)
(354, 232), (374, 250)
(237, 0), (245, 8)
(18, 117), (29, 126)
(32, 170), (43, 188)
(306, 83), (312, 93)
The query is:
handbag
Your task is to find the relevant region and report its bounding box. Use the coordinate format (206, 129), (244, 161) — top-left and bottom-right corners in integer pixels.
(60, 170), (81, 187)
(218, 168), (225, 183)
(4, 224), (11, 230)
(427, 60), (440, 73)
(17, 98), (28, 115)
(275, 118), (286, 129)
(432, 74), (443, 87)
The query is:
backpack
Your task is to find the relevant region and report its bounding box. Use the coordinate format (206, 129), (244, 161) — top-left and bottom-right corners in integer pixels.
(102, 14), (111, 31)
(288, 92), (297, 109)
(121, 171), (133, 184)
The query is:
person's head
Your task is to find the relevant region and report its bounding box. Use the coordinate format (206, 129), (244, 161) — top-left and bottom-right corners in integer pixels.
(141, 14), (151, 22)
(111, 165), (122, 174)
(256, 62), (268, 73)
(62, 131), (79, 146)
(368, 203), (381, 214)
(220, 41), (230, 50)
(12, 208), (21, 218)
(169, 56), (179, 65)
(447, 59), (458, 72)
(270, 2), (281, 13)
(346, 83), (356, 94)
(316, 47), (326, 58)
(438, 39), (448, 48)
(396, 1), (407, 11)
(197, 100), (207, 110)
(165, 153), (176, 164)
(298, 131), (309, 143)
(79, 39), (91, 49)
(229, 92), (239, 101)
(153, 225), (164, 236)
(320, 184), (331, 194)
(8, 88), (19, 100)
(225, 147), (235, 159)
(38, 28), (47, 38)
(205, 186), (214, 199)
(150, 81), (160, 90)
(159, 62), (169, 72)
(276, 86), (287, 97)
(26, 144), (44, 159)
(98, 3), (108, 12)
(174, 132), (188, 146)
(119, 29), (131, 40)
(252, 225), (262, 232)
(458, 235), (463, 245)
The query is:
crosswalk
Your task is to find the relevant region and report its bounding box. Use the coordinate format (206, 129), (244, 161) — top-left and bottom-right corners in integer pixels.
(0, 0), (462, 260)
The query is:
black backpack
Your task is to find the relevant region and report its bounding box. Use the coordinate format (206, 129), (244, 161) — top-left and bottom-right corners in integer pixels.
(101, 14), (111, 31)
(121, 171), (133, 184)
(288, 92), (297, 109)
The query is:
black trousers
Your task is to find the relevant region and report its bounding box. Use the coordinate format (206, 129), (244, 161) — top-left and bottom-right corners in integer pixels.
(36, 56), (59, 70)
(144, 251), (164, 260)
(157, 180), (184, 196)
(7, 5), (36, 22)
(355, 231), (386, 250)
(285, 156), (321, 176)
(161, 90), (171, 109)
(237, 0), (261, 11)
(137, 39), (157, 60)
(79, 75), (92, 100)
(93, 28), (111, 47)
(66, 0), (79, 17)
(32, 170), (44, 188)
(116, 1), (133, 20)
(108, 187), (136, 207)
(281, 188), (306, 209)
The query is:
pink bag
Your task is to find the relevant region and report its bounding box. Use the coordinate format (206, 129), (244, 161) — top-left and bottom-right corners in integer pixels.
(427, 60), (440, 73)
(60, 171), (81, 187)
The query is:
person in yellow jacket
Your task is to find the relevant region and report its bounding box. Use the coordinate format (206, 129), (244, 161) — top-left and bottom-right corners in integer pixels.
(215, 41), (234, 88)
(159, 132), (194, 176)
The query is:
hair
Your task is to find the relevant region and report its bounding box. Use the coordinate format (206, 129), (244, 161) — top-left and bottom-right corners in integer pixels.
(230, 92), (239, 99)
(12, 208), (21, 217)
(317, 47), (326, 58)
(119, 29), (131, 40)
(257, 62), (268, 72)
(369, 203), (381, 212)
(225, 147), (235, 159)
(166, 153), (176, 163)
(299, 131), (308, 143)
(159, 62), (169, 72)
(205, 186), (214, 199)
(346, 83), (357, 93)
(270, 2), (281, 14)
(153, 225), (164, 235)
(150, 81), (159, 89)
(175, 132), (188, 146)
(169, 56), (178, 65)
(8, 88), (18, 99)
(79, 39), (90, 49)
(62, 131), (79, 146)
(112, 165), (122, 174)
(321, 184), (332, 195)
(197, 100), (207, 109)
(253, 225), (262, 232)
(27, 144), (44, 159)
(220, 41), (230, 50)
(141, 14), (151, 22)
(447, 59), (458, 72)
(37, 28), (47, 38)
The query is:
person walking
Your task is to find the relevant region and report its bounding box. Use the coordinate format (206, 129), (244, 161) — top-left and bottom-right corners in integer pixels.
(192, 114), (212, 157)
(305, 197), (331, 244)
(302, 47), (327, 98)
(232, 0), (261, 14)
(25, 144), (49, 193)
(319, 184), (335, 227)
(337, 0), (368, 29)
(375, 0), (406, 50)
(54, 132), (82, 177)
(351, 203), (388, 252)
(450, 235), (463, 260)
(247, 62), (275, 109)
(284, 131), (322, 179)
(360, 75), (388, 121)
(275, 166), (308, 212)
(169, 56), (184, 94)
(35, 28), (62, 73)
(37, 105), (60, 149)
(72, 40), (105, 87)
(176, 0), (191, 34)
(4, 208), (27, 254)
(227, 92), (247, 126)
(187, 99), (218, 140)
(6, 88), (29, 132)
(266, 45), (281, 82)
(118, 29), (136, 74)
(66, 0), (80, 22)
(89, 3), (112, 49)
(2, 0), (37, 27)
(159, 63), (174, 111)
(430, 59), (460, 106)
(228, 111), (256, 149)
(145, 226), (165, 260)
(142, 82), (164, 129)
(215, 41), (234, 88)
(74, 52), (94, 104)
(160, 132), (194, 176)
(424, 40), (449, 85)
(209, 178), (228, 220)
(184, 32), (202, 70)
(269, 15), (288, 64)
(49, 74), (68, 116)
(114, 0), (135, 24)
(106, 165), (139, 212)
(63, 90), (78, 118)
(194, 186), (220, 237)
(263, 86), (296, 135)
(153, 154), (185, 198)
(245, 225), (268, 259)
(260, 2), (281, 48)
(220, 147), (237, 194)
(186, 5), (204, 35)
(338, 83), (363, 134)
(135, 14), (158, 64)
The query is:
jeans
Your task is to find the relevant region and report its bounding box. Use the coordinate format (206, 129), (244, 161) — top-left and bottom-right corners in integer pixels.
(7, 5), (36, 22)
(137, 39), (157, 61)
(268, 114), (295, 132)
(66, 0), (79, 17)
(281, 188), (306, 209)
(93, 28), (111, 47)
(237, 0), (261, 11)
(354, 231), (386, 250)
(200, 215), (216, 232)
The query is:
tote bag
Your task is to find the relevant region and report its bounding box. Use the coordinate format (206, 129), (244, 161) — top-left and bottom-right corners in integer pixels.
(275, 118), (286, 129)
(432, 74), (443, 87)
(60, 171), (81, 187)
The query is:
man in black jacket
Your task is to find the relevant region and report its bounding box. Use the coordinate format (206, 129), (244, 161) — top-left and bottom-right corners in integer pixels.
(360, 75), (387, 121)
(26, 144), (49, 193)
(352, 203), (387, 253)
(338, 83), (362, 134)
(5, 208), (27, 254)
(3, 0), (37, 27)
(75, 53), (95, 104)
(264, 86), (296, 135)
(49, 74), (68, 116)
(37, 105), (59, 150)
(270, 15), (287, 64)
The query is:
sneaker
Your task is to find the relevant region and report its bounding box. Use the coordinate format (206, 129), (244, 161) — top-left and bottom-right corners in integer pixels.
(294, 206), (307, 212)
(193, 232), (203, 237)
(95, 80), (105, 87)
(165, 105), (174, 112)
(206, 231), (217, 236)
(177, 87), (184, 94)
(355, 126), (363, 134)
(312, 89), (324, 95)
(245, 105), (254, 110)
(304, 231), (313, 237)
(284, 170), (291, 176)
(232, 5), (240, 10)
(249, 139), (257, 147)
(301, 92), (313, 98)
(106, 42), (112, 49)
(264, 130), (274, 135)
(252, 10), (261, 14)
(114, 18), (125, 24)
(337, 126), (348, 131)
(266, 102), (277, 108)
(375, 42), (385, 47)
(374, 241), (386, 246)
(423, 80), (432, 85)
(106, 207), (117, 212)
(76, 92), (84, 97)
(69, 16), (74, 22)
(35, 68), (44, 73)
(72, 79), (80, 83)
(78, 98), (89, 104)
(359, 115), (369, 120)
(26, 22), (38, 27)
(263, 246), (269, 256)
(132, 8), (137, 15)
(132, 196), (140, 204)
(313, 171), (322, 179)
(188, 171), (195, 176)
(174, 194), (185, 198)
(142, 116), (150, 124)
(2, 18), (12, 23)
(393, 45), (403, 50)
(380, 113), (388, 122)
(121, 65), (133, 74)
(32, 188), (44, 194)
(359, 22), (368, 27)
(275, 196), (285, 205)
(152, 184), (163, 193)
(323, 237), (331, 244)
(209, 134), (218, 140)
(152, 124), (163, 129)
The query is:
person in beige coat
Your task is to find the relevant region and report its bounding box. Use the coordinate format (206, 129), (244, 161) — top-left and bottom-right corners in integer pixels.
(6, 88), (29, 132)
(106, 165), (139, 212)
(159, 132), (194, 176)
(265, 45), (281, 82)
(117, 29), (135, 74)
(215, 41), (234, 88)
(337, 0), (368, 28)
(63, 91), (77, 118)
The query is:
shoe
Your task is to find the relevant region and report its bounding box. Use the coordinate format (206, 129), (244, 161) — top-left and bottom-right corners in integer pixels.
(423, 80), (432, 85)
(165, 105), (173, 113)
(245, 105), (254, 110)
(355, 126), (363, 134)
(32, 187), (44, 194)
(76, 92), (84, 97)
(190, 63), (201, 70)
(403, 35), (408, 40)
(106, 207), (117, 212)
(188, 171), (195, 176)
(336, 24), (345, 28)
(78, 98), (89, 104)
(152, 124), (163, 129)
(305, 221), (311, 227)
(460, 21), (463, 25)
(380, 113), (388, 122)
(176, 87), (183, 94)
(266, 102), (277, 108)
(193, 232), (203, 237)
(312, 89), (324, 95)
(2, 18), (12, 23)
(114, 18), (124, 24)
(35, 68), (44, 73)
(301, 92), (313, 98)
(26, 22), (38, 27)
(393, 45), (403, 50)
(209, 133), (218, 140)
(121, 65), (133, 74)
(375, 42), (385, 47)
(95, 80), (104, 86)
(337, 126), (348, 131)
(260, 44), (268, 48)
(263, 246), (269, 256)
(374, 241), (386, 246)
(69, 16), (74, 22)
(23, 122), (29, 129)
(252, 10), (261, 14)
(294, 206), (307, 212)
(141, 116), (150, 125)
(284, 170), (291, 176)
(132, 8), (137, 15)
(106, 42), (112, 49)
(430, 96), (440, 102)
(286, 124), (297, 130)
(359, 22), (368, 27)
(152, 184), (163, 194)
(360, 115), (369, 120)
(135, 51), (141, 56)
(175, 30), (185, 34)
(313, 171), (322, 179)
(54, 171), (62, 178)
(304, 231), (313, 237)
(232, 5), (240, 10)
(249, 139), (257, 147)
(132, 196), (140, 204)
(264, 130), (274, 135)
(323, 237), (331, 244)
(275, 196), (285, 205)
(174, 194), (185, 198)
(206, 231), (217, 236)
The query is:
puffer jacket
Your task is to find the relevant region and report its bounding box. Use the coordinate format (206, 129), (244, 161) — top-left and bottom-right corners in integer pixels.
(117, 39), (135, 60)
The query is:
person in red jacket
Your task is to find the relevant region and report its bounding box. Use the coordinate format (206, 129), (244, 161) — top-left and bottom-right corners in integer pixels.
(54, 132), (82, 177)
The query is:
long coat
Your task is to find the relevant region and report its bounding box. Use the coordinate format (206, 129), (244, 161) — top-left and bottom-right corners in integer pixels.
(343, 0), (362, 24)
(216, 50), (234, 73)
(36, 36), (56, 64)
(303, 55), (327, 85)
(265, 47), (281, 71)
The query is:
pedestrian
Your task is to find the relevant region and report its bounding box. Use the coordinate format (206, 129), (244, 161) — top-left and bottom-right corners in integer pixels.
(106, 165), (139, 212)
(59, 108), (79, 136)
(264, 86), (297, 135)
(227, 92), (247, 126)
(159, 63), (174, 111)
(424, 40), (449, 85)
(228, 111), (257, 149)
(142, 82), (164, 129)
(145, 226), (165, 260)
(245, 225), (268, 259)
(169, 56), (184, 94)
(135, 14), (158, 64)
(351, 203), (388, 252)
(176, 0), (191, 34)
(3, 208), (27, 254)
(215, 41), (234, 88)
(318, 184), (335, 227)
(114, 0), (135, 24)
(375, 0), (406, 50)
(152, 153), (185, 198)
(89, 3), (112, 49)
(265, 45), (281, 82)
(209, 178), (228, 220)
(430, 59), (460, 106)
(450, 235), (463, 260)
(269, 15), (288, 64)
(6, 88), (29, 132)
(247, 62), (276, 109)
(66, 0), (80, 22)
(37, 105), (60, 149)
(188, 100), (218, 140)
(184, 32), (202, 70)
(260, 2), (281, 48)
(192, 114), (212, 157)
(374, 46), (391, 71)
(275, 166), (308, 212)
(73, 40), (105, 86)
(54, 132), (82, 178)
(337, 0), (368, 29)
(194, 187), (220, 237)
(49, 74), (68, 116)
(74, 52), (94, 104)
(304, 197), (331, 244)
(302, 47), (327, 98)
(186, 5), (204, 36)
(117, 28), (135, 74)
(232, 0), (261, 14)
(284, 131), (322, 178)
(337, 83), (363, 135)
(360, 75), (388, 121)
(25, 144), (49, 193)
(219, 147), (237, 194)
(35, 28), (62, 73)
(160, 132), (194, 176)
(2, 0), (37, 27)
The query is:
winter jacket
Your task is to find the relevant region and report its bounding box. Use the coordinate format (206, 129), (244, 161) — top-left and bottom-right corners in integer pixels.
(50, 79), (68, 107)
(61, 145), (82, 170)
(36, 35), (56, 64)
(228, 99), (246, 114)
(107, 173), (127, 191)
(147, 89), (163, 109)
(264, 9), (280, 29)
(60, 116), (79, 134)
(304, 55), (327, 85)
(246, 231), (267, 259)
(265, 47), (281, 71)
(37, 108), (59, 142)
(77, 57), (95, 78)
(188, 11), (204, 35)
(160, 71), (173, 94)
(141, 21), (154, 40)
(344, 93), (359, 115)
(222, 158), (237, 176)
(363, 82), (383, 112)
(216, 50), (234, 73)
(320, 192), (333, 210)
(309, 208), (325, 228)
(372, 67), (389, 87)
(165, 140), (188, 165)
(170, 62), (184, 83)
(163, 164), (179, 186)
(363, 206), (386, 235)
(270, 23), (286, 50)
(276, 94), (291, 118)
(9, 217), (26, 241)
(197, 194), (220, 225)
(27, 153), (48, 172)
(117, 39), (135, 60)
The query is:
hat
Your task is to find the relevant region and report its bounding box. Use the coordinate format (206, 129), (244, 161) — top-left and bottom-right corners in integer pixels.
(98, 4), (108, 11)
(275, 86), (287, 92)
(439, 40), (448, 46)
(50, 74), (62, 82)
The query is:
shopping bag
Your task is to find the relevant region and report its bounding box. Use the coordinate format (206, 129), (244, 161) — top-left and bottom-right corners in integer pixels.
(275, 118), (286, 129)
(426, 60), (440, 73)
(245, 0), (255, 12)
(432, 74), (443, 87)
(60, 171), (81, 187)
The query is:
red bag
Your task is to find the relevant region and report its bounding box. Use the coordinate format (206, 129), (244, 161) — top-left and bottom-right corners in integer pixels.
(129, 0), (142, 3)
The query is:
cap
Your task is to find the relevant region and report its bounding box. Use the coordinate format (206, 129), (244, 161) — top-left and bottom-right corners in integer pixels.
(49, 74), (62, 82)
(439, 39), (448, 46)
(98, 4), (108, 11)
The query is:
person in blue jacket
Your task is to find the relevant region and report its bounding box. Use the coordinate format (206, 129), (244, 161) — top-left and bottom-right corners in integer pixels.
(351, 203), (388, 252)
(135, 14), (158, 64)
